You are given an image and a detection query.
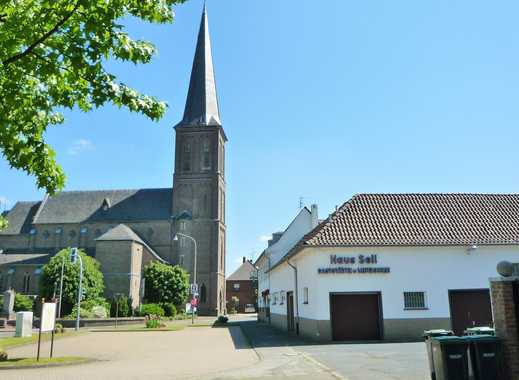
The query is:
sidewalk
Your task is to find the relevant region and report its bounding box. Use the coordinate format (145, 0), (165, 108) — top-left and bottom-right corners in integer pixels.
(198, 321), (343, 380)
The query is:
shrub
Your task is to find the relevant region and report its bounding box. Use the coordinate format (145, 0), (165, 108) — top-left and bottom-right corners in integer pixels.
(68, 297), (110, 319)
(139, 303), (165, 317)
(54, 323), (64, 334)
(161, 303), (177, 318)
(0, 350), (7, 362)
(110, 295), (131, 318)
(145, 319), (160, 329)
(13, 293), (34, 312)
(143, 262), (189, 305)
(228, 296), (239, 314)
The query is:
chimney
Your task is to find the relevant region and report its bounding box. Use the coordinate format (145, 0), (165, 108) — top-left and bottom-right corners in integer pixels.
(242, 256), (246, 264)
(268, 232), (283, 247)
(311, 204), (319, 228)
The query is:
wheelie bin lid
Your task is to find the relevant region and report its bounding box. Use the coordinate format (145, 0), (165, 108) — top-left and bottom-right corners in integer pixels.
(432, 336), (468, 345)
(424, 329), (454, 337)
(464, 334), (501, 343)
(464, 326), (495, 335)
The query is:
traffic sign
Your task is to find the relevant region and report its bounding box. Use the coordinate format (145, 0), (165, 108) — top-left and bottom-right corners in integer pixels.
(190, 283), (198, 295)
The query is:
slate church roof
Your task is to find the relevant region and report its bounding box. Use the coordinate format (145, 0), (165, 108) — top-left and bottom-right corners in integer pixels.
(178, 4), (221, 127)
(0, 188), (172, 234)
(303, 193), (519, 247)
(0, 201), (41, 234)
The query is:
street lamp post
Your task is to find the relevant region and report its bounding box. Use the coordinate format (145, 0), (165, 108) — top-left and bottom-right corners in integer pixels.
(70, 247), (83, 331)
(174, 232), (197, 324)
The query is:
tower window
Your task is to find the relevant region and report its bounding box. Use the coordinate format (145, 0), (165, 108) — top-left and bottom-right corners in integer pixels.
(201, 140), (211, 170)
(179, 255), (184, 266)
(183, 143), (191, 171)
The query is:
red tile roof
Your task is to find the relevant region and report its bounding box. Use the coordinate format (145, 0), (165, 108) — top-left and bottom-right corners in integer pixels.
(304, 193), (519, 247)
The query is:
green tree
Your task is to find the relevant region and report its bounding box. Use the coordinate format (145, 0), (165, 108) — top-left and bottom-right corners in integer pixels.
(0, 215), (7, 231)
(39, 248), (104, 314)
(144, 261), (189, 306)
(0, 0), (186, 194)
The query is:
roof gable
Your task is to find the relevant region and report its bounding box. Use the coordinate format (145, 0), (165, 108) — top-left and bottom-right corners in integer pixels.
(227, 260), (256, 281)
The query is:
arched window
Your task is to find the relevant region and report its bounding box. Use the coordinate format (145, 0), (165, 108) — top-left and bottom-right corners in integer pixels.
(200, 283), (207, 303)
(182, 143), (191, 171)
(201, 140), (211, 170)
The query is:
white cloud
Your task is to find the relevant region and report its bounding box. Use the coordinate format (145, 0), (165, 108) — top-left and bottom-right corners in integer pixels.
(68, 139), (94, 156)
(258, 234), (272, 242)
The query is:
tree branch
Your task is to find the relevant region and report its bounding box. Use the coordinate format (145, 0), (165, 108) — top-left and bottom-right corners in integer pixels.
(2, 2), (80, 66)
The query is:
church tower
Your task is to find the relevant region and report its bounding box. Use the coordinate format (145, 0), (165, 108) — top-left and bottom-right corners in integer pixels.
(172, 5), (227, 315)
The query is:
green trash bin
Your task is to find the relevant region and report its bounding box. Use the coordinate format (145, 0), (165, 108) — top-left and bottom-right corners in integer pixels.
(424, 330), (454, 380)
(431, 336), (470, 380)
(465, 335), (505, 380)
(464, 326), (495, 336)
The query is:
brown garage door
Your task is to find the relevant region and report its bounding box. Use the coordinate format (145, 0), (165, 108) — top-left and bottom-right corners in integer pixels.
(449, 289), (493, 335)
(330, 293), (381, 341)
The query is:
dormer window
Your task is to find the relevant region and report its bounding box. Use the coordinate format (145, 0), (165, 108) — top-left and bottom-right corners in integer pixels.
(101, 198), (111, 211)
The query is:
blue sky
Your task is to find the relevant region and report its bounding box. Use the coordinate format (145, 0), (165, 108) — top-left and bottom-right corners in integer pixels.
(2, 0), (519, 275)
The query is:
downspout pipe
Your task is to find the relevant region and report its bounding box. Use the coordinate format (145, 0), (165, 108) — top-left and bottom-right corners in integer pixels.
(287, 259), (299, 335)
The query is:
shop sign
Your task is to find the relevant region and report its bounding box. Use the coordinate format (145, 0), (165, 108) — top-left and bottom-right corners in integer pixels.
(318, 254), (390, 274)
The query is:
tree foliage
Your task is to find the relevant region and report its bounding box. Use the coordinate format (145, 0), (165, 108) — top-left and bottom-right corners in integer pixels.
(0, 215), (7, 231)
(144, 261), (189, 305)
(0, 0), (186, 194)
(39, 248), (104, 313)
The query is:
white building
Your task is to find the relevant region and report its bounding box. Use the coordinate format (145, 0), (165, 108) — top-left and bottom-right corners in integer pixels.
(255, 205), (319, 322)
(266, 194), (519, 341)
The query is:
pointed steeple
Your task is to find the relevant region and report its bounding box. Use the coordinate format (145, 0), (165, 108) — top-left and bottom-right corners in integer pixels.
(179, 4), (221, 127)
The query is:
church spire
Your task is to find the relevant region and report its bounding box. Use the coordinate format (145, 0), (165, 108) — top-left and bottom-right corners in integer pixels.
(179, 4), (221, 127)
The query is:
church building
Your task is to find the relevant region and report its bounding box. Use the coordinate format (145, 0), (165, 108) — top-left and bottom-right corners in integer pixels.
(0, 6), (227, 315)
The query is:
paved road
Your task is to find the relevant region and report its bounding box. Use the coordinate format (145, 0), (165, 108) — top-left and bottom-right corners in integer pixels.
(297, 342), (429, 380)
(237, 321), (429, 380)
(3, 325), (257, 380)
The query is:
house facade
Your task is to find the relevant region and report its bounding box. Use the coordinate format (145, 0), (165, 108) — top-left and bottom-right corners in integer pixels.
(266, 194), (519, 341)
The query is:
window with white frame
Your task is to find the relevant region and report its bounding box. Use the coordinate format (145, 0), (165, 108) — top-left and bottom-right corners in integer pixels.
(179, 255), (184, 266)
(272, 293), (278, 305)
(280, 291), (285, 305)
(233, 283), (240, 291)
(303, 287), (309, 304)
(403, 291), (427, 310)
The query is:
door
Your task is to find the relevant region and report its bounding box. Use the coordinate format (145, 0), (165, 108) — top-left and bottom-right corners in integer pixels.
(449, 289), (493, 335)
(330, 293), (381, 341)
(287, 291), (295, 332)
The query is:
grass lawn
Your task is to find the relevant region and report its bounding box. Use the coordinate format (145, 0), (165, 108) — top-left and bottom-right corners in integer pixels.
(0, 356), (90, 369)
(0, 331), (82, 350)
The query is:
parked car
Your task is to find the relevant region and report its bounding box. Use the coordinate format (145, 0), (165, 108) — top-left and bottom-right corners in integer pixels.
(244, 304), (256, 313)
